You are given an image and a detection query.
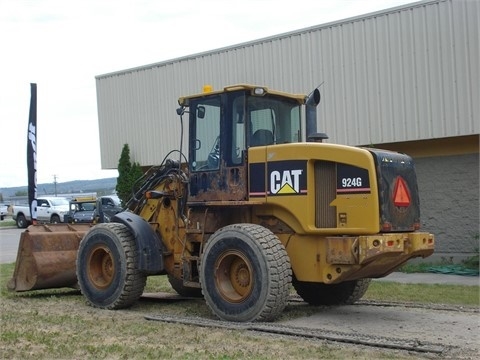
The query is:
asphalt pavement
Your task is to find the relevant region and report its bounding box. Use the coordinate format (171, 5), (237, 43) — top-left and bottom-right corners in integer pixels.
(0, 223), (22, 264)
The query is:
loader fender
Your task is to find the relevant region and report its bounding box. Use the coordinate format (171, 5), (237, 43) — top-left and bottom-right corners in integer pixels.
(111, 212), (164, 274)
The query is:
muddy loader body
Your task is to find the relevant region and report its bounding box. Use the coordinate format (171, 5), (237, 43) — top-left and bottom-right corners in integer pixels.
(9, 84), (434, 322)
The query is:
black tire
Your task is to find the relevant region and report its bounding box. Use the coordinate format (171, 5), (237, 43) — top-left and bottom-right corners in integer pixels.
(200, 224), (291, 322)
(76, 222), (147, 309)
(293, 277), (371, 306)
(50, 214), (61, 224)
(168, 275), (203, 298)
(16, 214), (28, 228)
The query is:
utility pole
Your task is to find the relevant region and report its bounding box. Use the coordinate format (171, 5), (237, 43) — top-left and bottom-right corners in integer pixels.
(53, 175), (58, 196)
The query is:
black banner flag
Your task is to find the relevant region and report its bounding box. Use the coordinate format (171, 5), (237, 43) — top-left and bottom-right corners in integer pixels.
(27, 83), (38, 224)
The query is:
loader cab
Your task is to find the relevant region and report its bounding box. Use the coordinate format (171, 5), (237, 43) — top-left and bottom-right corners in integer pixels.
(182, 85), (304, 202)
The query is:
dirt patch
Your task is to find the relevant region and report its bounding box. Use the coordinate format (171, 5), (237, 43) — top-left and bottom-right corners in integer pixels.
(282, 302), (479, 359)
(1, 290), (478, 359)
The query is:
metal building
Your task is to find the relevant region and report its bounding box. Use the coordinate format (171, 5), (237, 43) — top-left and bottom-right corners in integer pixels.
(96, 0), (479, 261)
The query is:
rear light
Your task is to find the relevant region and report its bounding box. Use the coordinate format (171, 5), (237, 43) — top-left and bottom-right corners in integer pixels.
(382, 222), (392, 231)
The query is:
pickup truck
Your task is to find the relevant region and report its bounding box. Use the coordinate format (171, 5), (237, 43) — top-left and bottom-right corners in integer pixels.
(12, 196), (70, 228)
(0, 203), (9, 221)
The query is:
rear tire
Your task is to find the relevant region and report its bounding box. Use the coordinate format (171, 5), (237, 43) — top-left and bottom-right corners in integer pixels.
(16, 214), (28, 228)
(168, 275), (203, 298)
(200, 224), (291, 322)
(50, 214), (61, 224)
(76, 222), (147, 309)
(293, 277), (371, 305)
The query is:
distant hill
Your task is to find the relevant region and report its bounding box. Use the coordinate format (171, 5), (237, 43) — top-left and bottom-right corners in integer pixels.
(0, 177), (117, 199)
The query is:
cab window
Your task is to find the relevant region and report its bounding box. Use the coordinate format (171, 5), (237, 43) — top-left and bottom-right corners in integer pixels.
(248, 95), (301, 147)
(190, 96), (221, 171)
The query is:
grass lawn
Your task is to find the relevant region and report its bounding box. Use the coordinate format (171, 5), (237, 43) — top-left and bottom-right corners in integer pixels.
(0, 261), (478, 359)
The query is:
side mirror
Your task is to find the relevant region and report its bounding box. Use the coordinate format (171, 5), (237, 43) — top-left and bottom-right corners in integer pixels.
(197, 106), (206, 119)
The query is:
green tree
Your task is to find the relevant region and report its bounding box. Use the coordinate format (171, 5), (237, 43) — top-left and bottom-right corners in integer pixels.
(116, 144), (143, 206)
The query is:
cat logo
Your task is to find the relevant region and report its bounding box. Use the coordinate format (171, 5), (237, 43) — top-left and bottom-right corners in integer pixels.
(249, 160), (307, 198)
(270, 169), (303, 195)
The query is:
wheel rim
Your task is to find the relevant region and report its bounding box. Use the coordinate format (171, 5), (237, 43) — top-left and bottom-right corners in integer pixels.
(214, 250), (253, 303)
(87, 245), (115, 289)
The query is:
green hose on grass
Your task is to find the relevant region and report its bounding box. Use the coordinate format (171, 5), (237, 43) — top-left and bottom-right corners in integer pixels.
(427, 265), (479, 276)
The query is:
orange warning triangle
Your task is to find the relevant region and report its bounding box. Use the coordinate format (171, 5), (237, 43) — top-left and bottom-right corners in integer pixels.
(393, 177), (411, 207)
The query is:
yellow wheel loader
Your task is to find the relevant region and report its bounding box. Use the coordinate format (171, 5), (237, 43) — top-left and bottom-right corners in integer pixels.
(8, 84), (434, 322)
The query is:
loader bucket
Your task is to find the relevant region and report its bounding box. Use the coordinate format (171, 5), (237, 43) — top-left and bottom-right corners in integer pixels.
(7, 223), (92, 292)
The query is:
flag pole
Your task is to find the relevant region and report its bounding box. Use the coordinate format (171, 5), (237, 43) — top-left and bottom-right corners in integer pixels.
(27, 83), (38, 225)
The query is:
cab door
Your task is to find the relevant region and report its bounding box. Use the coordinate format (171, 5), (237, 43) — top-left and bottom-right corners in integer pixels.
(36, 199), (49, 221)
(188, 92), (247, 202)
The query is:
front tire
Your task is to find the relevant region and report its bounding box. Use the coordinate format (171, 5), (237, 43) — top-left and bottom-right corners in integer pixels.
(293, 277), (371, 305)
(76, 222), (147, 309)
(200, 224), (291, 322)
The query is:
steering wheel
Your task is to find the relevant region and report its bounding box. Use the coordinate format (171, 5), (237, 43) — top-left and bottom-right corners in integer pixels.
(207, 136), (220, 168)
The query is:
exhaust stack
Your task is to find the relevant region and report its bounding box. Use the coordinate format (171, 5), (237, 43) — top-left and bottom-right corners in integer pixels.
(305, 87), (328, 142)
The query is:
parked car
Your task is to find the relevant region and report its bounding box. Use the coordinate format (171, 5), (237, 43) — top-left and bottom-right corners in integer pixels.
(96, 195), (123, 222)
(0, 203), (9, 220)
(66, 195), (123, 224)
(69, 200), (97, 223)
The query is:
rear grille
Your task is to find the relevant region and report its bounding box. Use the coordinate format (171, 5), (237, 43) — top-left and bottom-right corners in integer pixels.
(315, 161), (337, 228)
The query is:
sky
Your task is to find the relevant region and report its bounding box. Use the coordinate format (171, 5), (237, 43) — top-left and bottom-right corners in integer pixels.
(0, 0), (413, 188)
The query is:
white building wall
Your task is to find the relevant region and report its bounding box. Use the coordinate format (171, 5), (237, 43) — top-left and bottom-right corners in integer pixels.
(96, 0), (479, 168)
